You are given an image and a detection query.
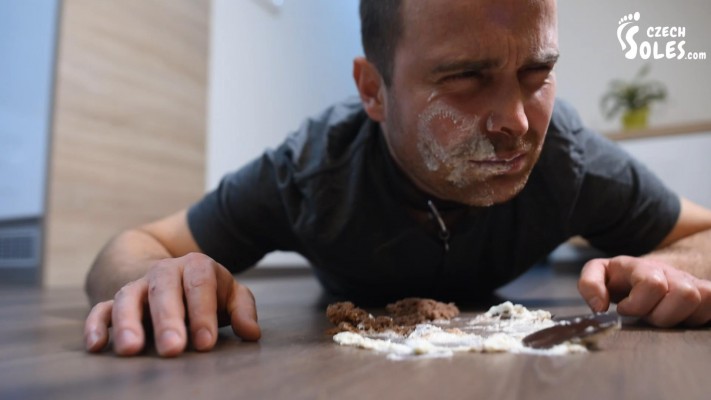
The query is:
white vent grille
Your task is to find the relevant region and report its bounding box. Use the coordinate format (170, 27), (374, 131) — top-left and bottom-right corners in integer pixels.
(0, 226), (40, 268)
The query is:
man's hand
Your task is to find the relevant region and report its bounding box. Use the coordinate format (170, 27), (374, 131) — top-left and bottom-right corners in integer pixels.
(83, 253), (261, 357)
(578, 256), (711, 327)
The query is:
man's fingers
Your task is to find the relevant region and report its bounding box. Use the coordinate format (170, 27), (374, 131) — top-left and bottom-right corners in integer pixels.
(111, 279), (148, 356)
(183, 255), (219, 352)
(227, 281), (261, 341)
(84, 300), (113, 352)
(616, 263), (668, 317)
(84, 254), (261, 358)
(147, 262), (187, 357)
(578, 259), (611, 312)
(577, 254), (709, 328)
(645, 269), (701, 327)
(684, 279), (711, 326)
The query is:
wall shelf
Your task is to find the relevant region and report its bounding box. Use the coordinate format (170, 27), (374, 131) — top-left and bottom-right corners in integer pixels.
(605, 120), (711, 141)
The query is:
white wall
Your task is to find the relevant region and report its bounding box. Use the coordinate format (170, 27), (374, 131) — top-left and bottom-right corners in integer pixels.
(208, 0), (361, 190)
(557, 0), (711, 209)
(620, 133), (711, 209)
(209, 0), (361, 266)
(557, 0), (711, 132)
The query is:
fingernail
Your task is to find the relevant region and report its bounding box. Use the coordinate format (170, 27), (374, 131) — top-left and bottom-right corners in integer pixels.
(160, 329), (181, 352)
(86, 331), (101, 349)
(119, 329), (138, 344)
(589, 297), (603, 311)
(195, 328), (213, 350)
(162, 329), (180, 342)
(156, 329), (185, 356)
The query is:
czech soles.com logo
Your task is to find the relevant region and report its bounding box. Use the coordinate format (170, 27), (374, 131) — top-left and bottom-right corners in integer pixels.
(616, 11), (707, 60)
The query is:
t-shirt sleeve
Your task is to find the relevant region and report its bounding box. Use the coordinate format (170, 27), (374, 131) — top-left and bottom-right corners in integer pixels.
(187, 150), (298, 273)
(569, 129), (681, 256)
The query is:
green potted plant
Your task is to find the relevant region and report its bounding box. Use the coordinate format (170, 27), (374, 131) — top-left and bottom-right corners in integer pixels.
(600, 64), (667, 130)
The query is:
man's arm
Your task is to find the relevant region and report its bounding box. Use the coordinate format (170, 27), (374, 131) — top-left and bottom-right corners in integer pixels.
(84, 209), (261, 357)
(645, 199), (711, 279)
(578, 197), (711, 327)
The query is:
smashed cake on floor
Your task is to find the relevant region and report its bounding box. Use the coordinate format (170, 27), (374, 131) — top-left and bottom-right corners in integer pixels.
(326, 299), (611, 359)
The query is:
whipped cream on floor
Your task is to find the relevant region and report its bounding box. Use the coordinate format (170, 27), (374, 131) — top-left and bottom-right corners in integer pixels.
(333, 301), (588, 360)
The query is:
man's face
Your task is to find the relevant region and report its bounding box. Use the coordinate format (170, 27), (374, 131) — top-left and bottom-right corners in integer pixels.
(380, 0), (559, 206)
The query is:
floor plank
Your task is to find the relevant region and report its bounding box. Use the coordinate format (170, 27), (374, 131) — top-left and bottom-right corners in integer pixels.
(1, 267), (709, 400)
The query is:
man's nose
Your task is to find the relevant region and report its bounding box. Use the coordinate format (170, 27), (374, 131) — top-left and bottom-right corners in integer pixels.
(485, 84), (529, 137)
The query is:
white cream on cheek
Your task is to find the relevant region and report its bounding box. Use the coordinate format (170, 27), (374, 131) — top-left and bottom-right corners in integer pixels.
(416, 100), (508, 188)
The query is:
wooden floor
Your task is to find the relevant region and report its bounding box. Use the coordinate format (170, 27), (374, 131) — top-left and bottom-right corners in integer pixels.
(1, 267), (710, 400)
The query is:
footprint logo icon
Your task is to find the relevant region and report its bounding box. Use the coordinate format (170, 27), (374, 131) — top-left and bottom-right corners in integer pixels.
(617, 12), (641, 59)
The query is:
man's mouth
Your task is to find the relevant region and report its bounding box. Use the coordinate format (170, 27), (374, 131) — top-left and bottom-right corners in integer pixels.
(468, 152), (527, 173)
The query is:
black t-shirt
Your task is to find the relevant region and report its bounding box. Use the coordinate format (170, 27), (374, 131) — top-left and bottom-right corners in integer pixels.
(188, 98), (680, 302)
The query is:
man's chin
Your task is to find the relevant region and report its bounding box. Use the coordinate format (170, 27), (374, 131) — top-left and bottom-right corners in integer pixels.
(443, 174), (532, 207)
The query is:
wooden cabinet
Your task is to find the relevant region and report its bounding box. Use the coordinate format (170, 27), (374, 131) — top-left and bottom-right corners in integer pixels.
(44, 0), (210, 287)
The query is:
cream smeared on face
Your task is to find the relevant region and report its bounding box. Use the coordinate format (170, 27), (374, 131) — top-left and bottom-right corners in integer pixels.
(416, 101), (531, 193)
(376, 0), (558, 207)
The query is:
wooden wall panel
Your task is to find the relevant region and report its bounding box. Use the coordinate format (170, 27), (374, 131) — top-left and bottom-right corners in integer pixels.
(45, 0), (209, 287)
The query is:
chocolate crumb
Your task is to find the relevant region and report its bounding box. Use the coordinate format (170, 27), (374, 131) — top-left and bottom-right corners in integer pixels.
(326, 298), (460, 335)
(326, 302), (369, 326)
(386, 298), (460, 325)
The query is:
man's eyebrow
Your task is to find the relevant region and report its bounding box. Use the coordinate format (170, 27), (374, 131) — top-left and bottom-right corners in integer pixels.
(524, 51), (560, 66)
(430, 52), (560, 76)
(430, 59), (500, 76)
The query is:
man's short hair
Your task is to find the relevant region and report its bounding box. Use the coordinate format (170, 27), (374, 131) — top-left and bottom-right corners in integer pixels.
(359, 0), (403, 87)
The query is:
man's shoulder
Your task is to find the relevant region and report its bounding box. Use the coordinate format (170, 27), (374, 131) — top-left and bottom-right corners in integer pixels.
(539, 98), (587, 167)
(543, 98), (609, 164)
(276, 97), (372, 177)
(548, 98), (584, 137)
(545, 98), (625, 164)
(530, 99), (597, 203)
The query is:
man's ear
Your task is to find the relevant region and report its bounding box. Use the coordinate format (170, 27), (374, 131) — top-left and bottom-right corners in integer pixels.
(353, 57), (386, 122)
